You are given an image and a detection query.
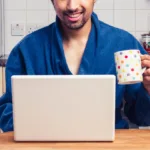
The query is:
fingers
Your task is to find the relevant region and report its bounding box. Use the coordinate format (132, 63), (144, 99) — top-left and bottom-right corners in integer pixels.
(141, 54), (150, 61)
(141, 54), (150, 88)
(141, 60), (150, 68)
(141, 54), (150, 68)
(143, 68), (150, 84)
(143, 68), (150, 76)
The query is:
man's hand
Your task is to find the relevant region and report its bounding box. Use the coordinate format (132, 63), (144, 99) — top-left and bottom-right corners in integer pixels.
(141, 54), (150, 95)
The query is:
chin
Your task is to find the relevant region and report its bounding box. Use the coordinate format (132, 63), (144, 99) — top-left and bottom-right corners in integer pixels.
(65, 19), (87, 30)
(66, 23), (85, 30)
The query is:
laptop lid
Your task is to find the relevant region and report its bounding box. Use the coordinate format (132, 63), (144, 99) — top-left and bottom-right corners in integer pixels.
(11, 75), (116, 141)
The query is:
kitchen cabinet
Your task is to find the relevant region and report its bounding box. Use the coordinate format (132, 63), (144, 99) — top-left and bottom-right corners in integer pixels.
(0, 0), (4, 57)
(0, 67), (5, 97)
(2, 67), (5, 94)
(0, 67), (2, 96)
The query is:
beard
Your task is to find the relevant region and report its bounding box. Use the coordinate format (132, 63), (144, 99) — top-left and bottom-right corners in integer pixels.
(61, 8), (88, 30)
(64, 18), (86, 30)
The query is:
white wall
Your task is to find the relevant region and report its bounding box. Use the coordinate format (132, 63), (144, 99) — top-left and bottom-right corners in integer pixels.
(4, 0), (150, 54)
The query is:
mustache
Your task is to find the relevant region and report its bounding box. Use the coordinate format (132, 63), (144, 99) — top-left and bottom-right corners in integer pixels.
(63, 8), (85, 15)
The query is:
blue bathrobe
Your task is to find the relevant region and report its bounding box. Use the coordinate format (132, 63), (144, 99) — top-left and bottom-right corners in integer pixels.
(0, 13), (150, 132)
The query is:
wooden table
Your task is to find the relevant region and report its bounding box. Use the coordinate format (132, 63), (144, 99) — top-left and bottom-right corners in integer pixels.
(0, 130), (150, 150)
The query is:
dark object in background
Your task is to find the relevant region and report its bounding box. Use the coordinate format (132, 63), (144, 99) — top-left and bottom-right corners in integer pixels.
(142, 33), (150, 54)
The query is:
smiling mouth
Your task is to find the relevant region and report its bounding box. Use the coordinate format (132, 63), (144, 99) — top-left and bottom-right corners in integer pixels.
(67, 12), (82, 17)
(65, 12), (83, 21)
(65, 12), (83, 22)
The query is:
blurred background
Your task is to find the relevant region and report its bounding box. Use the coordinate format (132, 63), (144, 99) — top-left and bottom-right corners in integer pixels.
(0, 0), (150, 56)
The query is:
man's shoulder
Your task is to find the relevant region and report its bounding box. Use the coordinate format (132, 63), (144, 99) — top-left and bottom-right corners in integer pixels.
(19, 23), (55, 46)
(97, 20), (141, 51)
(98, 20), (134, 40)
(10, 22), (55, 56)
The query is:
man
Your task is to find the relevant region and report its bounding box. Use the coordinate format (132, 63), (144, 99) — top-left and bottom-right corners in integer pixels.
(0, 0), (150, 132)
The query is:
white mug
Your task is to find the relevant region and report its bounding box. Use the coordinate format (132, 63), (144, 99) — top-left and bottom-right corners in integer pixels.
(114, 49), (146, 85)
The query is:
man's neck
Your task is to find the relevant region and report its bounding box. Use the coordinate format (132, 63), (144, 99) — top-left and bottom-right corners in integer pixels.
(61, 18), (92, 42)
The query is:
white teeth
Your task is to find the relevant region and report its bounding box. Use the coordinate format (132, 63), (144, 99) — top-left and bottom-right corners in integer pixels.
(68, 13), (81, 18)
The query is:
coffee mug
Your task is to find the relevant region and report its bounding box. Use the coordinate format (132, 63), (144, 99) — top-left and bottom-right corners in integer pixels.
(114, 49), (146, 84)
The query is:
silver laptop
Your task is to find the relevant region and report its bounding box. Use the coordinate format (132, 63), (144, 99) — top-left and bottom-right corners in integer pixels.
(11, 75), (116, 141)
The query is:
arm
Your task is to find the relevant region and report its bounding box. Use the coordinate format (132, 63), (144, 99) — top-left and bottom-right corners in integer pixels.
(124, 83), (150, 126)
(0, 45), (26, 132)
(124, 36), (150, 126)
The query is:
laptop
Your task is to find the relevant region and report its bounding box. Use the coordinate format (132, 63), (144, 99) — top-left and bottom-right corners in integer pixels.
(11, 75), (116, 141)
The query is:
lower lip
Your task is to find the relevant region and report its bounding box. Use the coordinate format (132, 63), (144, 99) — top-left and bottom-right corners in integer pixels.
(66, 14), (82, 22)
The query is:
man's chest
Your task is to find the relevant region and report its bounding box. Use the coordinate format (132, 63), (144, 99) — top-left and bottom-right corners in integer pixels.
(63, 42), (86, 75)
(64, 49), (84, 75)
